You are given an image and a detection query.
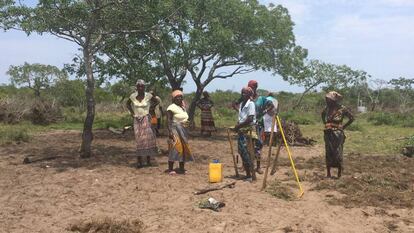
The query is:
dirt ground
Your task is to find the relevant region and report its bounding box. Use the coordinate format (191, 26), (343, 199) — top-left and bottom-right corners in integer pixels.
(0, 129), (413, 233)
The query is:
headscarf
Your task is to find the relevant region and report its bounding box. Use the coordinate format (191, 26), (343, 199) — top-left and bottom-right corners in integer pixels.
(172, 90), (183, 98)
(248, 80), (258, 89)
(325, 91), (343, 102)
(135, 79), (146, 86)
(241, 86), (254, 97)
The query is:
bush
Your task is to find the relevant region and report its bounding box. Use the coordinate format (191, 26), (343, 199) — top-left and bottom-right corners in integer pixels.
(0, 127), (30, 144)
(367, 112), (414, 126)
(0, 97), (31, 124)
(346, 122), (363, 131)
(30, 99), (63, 125)
(279, 111), (317, 125)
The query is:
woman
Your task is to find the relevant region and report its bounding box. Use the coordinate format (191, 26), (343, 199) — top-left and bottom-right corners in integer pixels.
(126, 79), (158, 168)
(197, 91), (216, 137)
(263, 92), (279, 145)
(233, 87), (257, 181)
(322, 91), (354, 178)
(166, 90), (194, 175)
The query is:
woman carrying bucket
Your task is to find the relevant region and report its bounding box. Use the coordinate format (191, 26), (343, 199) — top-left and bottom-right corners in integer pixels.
(322, 91), (354, 178)
(166, 90), (194, 175)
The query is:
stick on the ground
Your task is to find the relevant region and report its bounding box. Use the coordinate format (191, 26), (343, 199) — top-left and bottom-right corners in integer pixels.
(270, 143), (282, 176)
(23, 156), (58, 164)
(227, 129), (239, 178)
(261, 116), (276, 190)
(194, 181), (236, 195)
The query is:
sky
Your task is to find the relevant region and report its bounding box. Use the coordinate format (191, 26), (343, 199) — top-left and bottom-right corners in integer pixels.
(0, 0), (413, 93)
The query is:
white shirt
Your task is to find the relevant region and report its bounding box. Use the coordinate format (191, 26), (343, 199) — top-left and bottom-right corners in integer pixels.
(167, 104), (188, 123)
(238, 99), (256, 125)
(129, 92), (153, 117)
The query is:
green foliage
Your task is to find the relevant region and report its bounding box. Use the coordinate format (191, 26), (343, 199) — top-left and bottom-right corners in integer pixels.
(346, 122), (364, 132)
(7, 62), (67, 97)
(0, 126), (30, 144)
(279, 111), (317, 125)
(51, 79), (85, 109)
(367, 112), (414, 126)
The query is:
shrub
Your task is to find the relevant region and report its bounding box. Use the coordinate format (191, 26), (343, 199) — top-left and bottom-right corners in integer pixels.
(30, 99), (63, 125)
(367, 112), (414, 126)
(0, 127), (30, 144)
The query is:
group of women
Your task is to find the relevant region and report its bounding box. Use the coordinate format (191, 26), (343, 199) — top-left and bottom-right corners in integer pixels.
(127, 78), (354, 179)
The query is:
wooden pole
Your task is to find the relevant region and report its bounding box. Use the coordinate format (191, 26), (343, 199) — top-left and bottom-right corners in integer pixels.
(261, 116), (276, 190)
(270, 143), (282, 176)
(227, 129), (239, 178)
(248, 129), (257, 181)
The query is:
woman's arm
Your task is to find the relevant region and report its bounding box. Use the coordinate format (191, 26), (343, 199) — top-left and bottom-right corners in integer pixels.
(342, 108), (354, 130)
(166, 110), (174, 138)
(234, 115), (254, 131)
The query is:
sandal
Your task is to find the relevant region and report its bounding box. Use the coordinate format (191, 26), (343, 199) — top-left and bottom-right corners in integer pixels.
(168, 171), (177, 176)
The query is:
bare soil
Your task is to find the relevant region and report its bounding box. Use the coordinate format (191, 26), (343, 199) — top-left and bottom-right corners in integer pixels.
(0, 129), (413, 233)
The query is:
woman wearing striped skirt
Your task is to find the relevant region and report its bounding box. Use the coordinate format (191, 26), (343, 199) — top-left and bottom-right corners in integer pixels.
(197, 91), (216, 137)
(166, 90), (194, 175)
(127, 79), (159, 168)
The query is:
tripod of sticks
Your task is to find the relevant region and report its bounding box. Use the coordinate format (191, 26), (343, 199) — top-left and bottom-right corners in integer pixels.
(226, 115), (304, 197)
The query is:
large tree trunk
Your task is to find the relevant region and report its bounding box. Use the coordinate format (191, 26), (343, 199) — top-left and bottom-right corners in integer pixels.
(188, 86), (204, 127)
(80, 48), (95, 158)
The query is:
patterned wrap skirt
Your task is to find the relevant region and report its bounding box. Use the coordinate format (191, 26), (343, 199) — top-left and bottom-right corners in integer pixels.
(134, 115), (158, 157)
(200, 109), (216, 132)
(237, 127), (263, 167)
(168, 122), (194, 162)
(324, 129), (345, 168)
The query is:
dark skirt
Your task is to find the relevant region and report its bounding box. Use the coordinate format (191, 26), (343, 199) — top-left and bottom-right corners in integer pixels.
(168, 122), (194, 162)
(200, 109), (216, 132)
(324, 129), (345, 168)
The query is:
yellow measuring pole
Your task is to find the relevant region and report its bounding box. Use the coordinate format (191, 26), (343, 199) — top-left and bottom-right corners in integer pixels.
(276, 115), (304, 198)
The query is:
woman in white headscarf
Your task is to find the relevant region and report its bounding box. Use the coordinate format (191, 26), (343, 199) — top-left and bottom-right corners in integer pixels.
(126, 79), (158, 168)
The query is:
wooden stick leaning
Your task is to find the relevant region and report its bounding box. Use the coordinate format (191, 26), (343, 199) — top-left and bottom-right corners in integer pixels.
(227, 129), (239, 178)
(270, 143), (282, 176)
(261, 115), (276, 190)
(248, 129), (257, 181)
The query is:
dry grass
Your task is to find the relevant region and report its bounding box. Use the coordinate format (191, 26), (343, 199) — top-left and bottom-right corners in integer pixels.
(266, 180), (295, 201)
(68, 217), (144, 233)
(294, 153), (414, 208)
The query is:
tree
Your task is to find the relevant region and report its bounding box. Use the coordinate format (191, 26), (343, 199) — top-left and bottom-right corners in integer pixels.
(103, 0), (307, 124)
(7, 62), (67, 97)
(286, 60), (369, 109)
(389, 77), (414, 113)
(1, 0), (157, 157)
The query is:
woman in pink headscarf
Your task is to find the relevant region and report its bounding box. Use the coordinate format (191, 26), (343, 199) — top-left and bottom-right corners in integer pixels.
(322, 91), (354, 178)
(166, 90), (194, 175)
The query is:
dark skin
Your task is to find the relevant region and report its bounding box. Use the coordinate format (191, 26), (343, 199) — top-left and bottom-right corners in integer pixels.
(126, 83), (151, 167)
(233, 91), (254, 131)
(167, 95), (186, 173)
(232, 91), (255, 178)
(322, 97), (354, 178)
